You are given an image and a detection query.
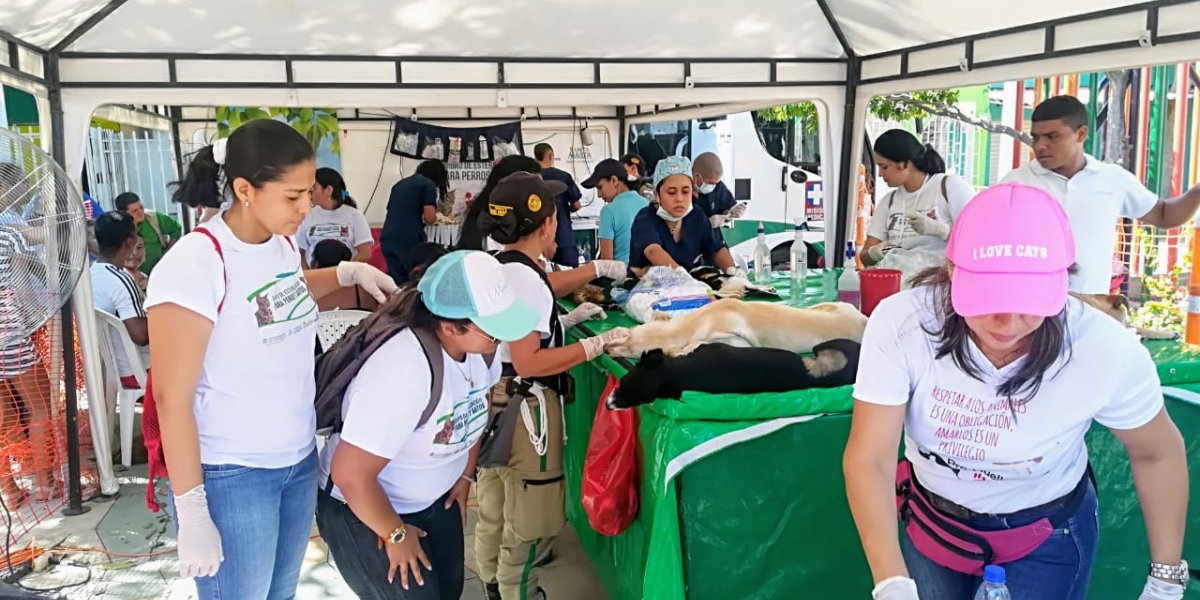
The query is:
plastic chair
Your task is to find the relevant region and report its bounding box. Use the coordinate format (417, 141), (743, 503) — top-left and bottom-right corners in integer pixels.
(94, 310), (147, 468)
(317, 309), (371, 351)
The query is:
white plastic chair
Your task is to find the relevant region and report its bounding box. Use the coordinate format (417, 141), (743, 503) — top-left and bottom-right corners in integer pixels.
(315, 310), (371, 443)
(94, 310), (147, 468)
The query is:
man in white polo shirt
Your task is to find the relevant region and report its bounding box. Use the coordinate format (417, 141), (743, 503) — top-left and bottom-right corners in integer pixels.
(1002, 95), (1200, 294)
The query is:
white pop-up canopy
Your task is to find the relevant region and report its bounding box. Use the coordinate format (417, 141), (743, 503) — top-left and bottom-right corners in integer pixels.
(2, 0), (1200, 497)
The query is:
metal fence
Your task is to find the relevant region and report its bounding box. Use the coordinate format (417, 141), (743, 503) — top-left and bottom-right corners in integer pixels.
(84, 127), (180, 219)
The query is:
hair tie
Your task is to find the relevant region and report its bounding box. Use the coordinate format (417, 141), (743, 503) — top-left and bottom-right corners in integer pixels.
(212, 138), (229, 166)
(341, 189), (349, 200)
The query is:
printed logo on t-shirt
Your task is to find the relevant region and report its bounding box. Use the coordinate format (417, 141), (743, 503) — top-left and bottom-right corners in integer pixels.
(429, 386), (489, 458)
(886, 209), (935, 241)
(308, 222), (352, 243)
(247, 271), (319, 346)
(915, 384), (1042, 482)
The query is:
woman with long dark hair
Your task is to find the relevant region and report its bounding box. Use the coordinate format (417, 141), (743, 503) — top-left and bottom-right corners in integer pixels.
(317, 250), (538, 600)
(458, 155), (543, 252)
(381, 160), (450, 284)
(862, 129), (977, 267)
(146, 119), (397, 597)
(844, 184), (1188, 600)
(298, 167), (374, 266)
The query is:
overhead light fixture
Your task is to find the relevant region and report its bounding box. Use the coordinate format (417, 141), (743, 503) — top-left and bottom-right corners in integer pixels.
(580, 120), (594, 147)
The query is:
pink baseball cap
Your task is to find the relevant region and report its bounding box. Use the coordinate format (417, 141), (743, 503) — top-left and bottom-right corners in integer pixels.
(945, 183), (1075, 317)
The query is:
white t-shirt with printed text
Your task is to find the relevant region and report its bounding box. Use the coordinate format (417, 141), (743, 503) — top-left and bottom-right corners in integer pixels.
(319, 328), (502, 514)
(145, 214), (319, 469)
(91, 261), (147, 378)
(296, 205), (374, 266)
(496, 262), (556, 364)
(867, 173), (977, 251)
(1001, 156), (1159, 294)
(853, 286), (1163, 513)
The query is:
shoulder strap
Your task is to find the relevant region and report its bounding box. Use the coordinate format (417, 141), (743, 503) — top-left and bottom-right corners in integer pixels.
(413, 327), (446, 430)
(193, 227), (227, 313)
(940, 175), (949, 203)
(483, 352), (496, 367)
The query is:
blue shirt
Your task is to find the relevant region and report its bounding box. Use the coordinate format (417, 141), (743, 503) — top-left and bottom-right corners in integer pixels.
(541, 167), (583, 263)
(694, 181), (736, 221)
(628, 205), (726, 269)
(380, 175), (437, 267)
(598, 190), (647, 264)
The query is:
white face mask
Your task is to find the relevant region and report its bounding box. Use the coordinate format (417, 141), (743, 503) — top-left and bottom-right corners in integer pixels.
(657, 204), (693, 222)
(697, 183), (717, 194)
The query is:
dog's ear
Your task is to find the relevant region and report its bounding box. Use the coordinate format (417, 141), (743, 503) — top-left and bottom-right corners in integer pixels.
(639, 349), (667, 366)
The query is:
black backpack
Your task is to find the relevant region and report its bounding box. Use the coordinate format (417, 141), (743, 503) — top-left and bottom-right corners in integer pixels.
(314, 309), (495, 436)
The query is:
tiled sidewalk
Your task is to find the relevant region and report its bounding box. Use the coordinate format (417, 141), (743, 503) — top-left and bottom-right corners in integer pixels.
(7, 468), (609, 600)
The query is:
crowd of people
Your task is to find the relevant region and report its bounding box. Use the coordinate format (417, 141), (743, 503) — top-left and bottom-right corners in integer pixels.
(37, 92), (1194, 600)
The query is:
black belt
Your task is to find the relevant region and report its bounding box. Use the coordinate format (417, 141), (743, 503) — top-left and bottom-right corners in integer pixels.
(921, 466), (1094, 521)
(499, 363), (571, 399)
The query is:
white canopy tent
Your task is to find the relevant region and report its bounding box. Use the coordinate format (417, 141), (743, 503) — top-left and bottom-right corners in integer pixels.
(2, 0), (1200, 501)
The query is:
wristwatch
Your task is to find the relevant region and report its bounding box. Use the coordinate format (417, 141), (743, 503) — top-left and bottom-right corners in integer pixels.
(1149, 560), (1190, 586)
(387, 525), (407, 545)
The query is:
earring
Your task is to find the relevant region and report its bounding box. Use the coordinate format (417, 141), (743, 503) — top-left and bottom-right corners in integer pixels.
(243, 200), (249, 208)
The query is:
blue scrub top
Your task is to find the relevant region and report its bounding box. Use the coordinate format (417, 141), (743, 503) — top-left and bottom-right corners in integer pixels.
(380, 174), (437, 275)
(628, 205), (726, 269)
(542, 167), (583, 265)
(694, 181), (736, 219)
(598, 190), (648, 264)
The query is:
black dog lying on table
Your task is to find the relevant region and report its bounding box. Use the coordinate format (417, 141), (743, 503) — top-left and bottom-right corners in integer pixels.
(608, 338), (861, 410)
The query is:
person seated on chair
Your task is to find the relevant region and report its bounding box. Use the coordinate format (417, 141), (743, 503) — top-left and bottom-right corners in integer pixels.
(90, 211), (148, 390)
(628, 156), (738, 277)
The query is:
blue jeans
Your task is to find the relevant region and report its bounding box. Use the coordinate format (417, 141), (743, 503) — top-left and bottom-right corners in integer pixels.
(170, 450), (318, 600)
(902, 483), (1099, 600)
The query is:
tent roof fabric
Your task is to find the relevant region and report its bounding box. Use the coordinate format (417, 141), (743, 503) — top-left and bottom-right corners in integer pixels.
(0, 0), (1166, 59)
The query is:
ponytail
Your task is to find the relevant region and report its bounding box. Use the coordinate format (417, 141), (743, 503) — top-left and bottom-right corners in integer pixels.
(873, 129), (946, 175)
(316, 167), (357, 208)
(171, 145), (224, 209)
(913, 144), (947, 175)
(171, 119), (314, 210)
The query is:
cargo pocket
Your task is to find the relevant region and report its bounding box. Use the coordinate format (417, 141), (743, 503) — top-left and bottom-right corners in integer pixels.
(504, 470), (567, 542)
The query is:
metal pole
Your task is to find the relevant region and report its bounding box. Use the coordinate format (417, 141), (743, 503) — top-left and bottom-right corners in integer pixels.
(832, 58), (861, 268)
(46, 53), (89, 517)
(616, 106), (627, 156)
(171, 107), (194, 232)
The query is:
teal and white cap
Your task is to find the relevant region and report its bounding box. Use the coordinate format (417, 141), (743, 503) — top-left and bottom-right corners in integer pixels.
(417, 250), (539, 342)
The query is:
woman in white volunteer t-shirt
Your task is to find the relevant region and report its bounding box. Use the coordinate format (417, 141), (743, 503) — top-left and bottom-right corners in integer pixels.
(145, 119), (398, 598)
(297, 167), (374, 267)
(844, 183), (1189, 600)
(316, 250), (538, 599)
(862, 129), (977, 267)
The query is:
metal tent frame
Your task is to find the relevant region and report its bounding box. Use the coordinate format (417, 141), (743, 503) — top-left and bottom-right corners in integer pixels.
(3, 0), (1200, 512)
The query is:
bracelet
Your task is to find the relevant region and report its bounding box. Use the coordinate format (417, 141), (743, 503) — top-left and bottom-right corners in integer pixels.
(460, 474), (476, 484)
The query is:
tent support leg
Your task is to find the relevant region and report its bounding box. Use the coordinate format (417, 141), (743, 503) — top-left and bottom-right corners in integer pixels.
(832, 58), (861, 268)
(171, 106), (193, 232)
(617, 106), (627, 155)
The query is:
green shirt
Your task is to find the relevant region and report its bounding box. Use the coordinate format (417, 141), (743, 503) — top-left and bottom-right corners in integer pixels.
(136, 211), (183, 275)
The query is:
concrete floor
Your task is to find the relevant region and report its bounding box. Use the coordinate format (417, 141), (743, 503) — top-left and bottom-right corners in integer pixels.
(7, 467), (609, 600)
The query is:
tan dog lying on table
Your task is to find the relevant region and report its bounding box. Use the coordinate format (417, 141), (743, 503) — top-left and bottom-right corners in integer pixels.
(605, 298), (868, 358)
(1070, 292), (1179, 340)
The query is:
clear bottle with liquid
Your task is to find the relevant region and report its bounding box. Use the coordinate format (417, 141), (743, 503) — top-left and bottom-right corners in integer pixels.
(837, 242), (860, 309)
(789, 218), (808, 304)
(973, 565), (1012, 600)
(753, 221), (771, 285)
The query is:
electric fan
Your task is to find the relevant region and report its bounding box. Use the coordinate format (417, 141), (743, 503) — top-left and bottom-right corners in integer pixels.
(0, 128), (89, 347)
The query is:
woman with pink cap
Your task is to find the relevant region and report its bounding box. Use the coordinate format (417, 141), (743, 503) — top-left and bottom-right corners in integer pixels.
(843, 183), (1189, 600)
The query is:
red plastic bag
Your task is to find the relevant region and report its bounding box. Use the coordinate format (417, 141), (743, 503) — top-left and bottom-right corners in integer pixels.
(581, 375), (640, 536)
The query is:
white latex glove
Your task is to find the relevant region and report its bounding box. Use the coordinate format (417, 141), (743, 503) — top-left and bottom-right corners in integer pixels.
(729, 203), (747, 218)
(724, 266), (747, 279)
(866, 242), (899, 264)
(579, 328), (630, 361)
(336, 261), (400, 303)
(871, 576), (919, 600)
(674, 266), (693, 279)
(592, 259), (627, 280)
(561, 302), (606, 329)
(1138, 577), (1186, 600)
(904, 209), (951, 241)
(709, 214), (729, 228)
(174, 485), (224, 578)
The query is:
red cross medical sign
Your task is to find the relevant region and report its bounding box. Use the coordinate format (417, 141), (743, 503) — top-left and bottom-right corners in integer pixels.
(805, 182), (824, 222)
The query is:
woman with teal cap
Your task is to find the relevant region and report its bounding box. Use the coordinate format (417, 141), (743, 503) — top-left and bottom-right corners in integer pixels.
(627, 155), (738, 276)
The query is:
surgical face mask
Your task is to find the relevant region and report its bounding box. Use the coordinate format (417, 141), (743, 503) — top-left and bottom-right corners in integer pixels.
(657, 204), (693, 222)
(697, 183), (717, 194)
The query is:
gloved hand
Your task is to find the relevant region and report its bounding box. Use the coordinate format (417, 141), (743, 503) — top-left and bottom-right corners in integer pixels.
(724, 266), (747, 279)
(709, 214), (729, 228)
(674, 266), (693, 279)
(592, 259), (627, 281)
(729, 203), (748, 218)
(561, 302), (606, 329)
(871, 576), (919, 600)
(579, 328), (630, 361)
(866, 242), (899, 264)
(1138, 576), (1186, 600)
(904, 209), (951, 241)
(174, 485), (224, 578)
(336, 261), (400, 303)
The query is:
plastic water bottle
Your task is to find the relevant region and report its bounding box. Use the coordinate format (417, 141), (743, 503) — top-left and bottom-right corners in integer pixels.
(974, 565), (1012, 600)
(837, 242), (860, 309)
(789, 218), (808, 304)
(753, 221), (771, 285)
